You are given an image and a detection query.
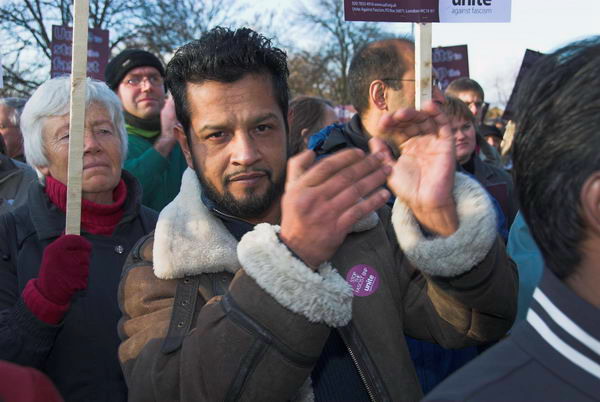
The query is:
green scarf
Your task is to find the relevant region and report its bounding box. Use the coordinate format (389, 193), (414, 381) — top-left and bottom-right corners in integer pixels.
(124, 111), (161, 138)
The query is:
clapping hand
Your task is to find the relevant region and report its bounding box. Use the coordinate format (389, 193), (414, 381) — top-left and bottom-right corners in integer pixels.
(371, 101), (458, 237)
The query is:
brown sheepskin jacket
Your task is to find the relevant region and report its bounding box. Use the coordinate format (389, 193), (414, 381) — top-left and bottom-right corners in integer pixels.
(118, 168), (518, 402)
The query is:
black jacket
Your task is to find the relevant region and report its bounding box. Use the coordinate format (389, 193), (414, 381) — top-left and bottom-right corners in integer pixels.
(466, 154), (517, 229)
(0, 171), (157, 402)
(309, 116), (485, 393)
(0, 153), (37, 215)
(424, 268), (600, 401)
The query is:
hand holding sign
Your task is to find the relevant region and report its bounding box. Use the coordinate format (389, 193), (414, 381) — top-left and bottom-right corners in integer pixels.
(372, 101), (458, 236)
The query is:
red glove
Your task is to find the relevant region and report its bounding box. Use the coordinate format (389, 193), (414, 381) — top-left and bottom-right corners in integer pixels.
(23, 235), (92, 324)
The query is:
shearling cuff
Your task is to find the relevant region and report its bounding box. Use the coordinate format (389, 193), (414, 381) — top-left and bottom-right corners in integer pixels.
(392, 172), (497, 277)
(237, 223), (352, 327)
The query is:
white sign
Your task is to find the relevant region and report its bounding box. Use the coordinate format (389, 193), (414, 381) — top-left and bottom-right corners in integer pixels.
(439, 0), (511, 23)
(345, 0), (511, 23)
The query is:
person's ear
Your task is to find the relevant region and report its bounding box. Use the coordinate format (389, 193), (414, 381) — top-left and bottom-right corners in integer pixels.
(580, 172), (600, 237)
(175, 124), (193, 169)
(369, 80), (388, 111)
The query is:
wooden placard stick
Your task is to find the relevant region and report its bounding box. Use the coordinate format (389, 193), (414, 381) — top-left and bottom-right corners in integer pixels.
(65, 0), (89, 235)
(415, 23), (432, 110)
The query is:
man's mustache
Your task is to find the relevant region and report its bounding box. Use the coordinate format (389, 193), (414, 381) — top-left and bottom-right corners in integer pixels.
(223, 168), (272, 185)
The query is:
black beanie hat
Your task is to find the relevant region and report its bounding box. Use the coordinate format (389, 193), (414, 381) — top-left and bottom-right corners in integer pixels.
(104, 49), (165, 90)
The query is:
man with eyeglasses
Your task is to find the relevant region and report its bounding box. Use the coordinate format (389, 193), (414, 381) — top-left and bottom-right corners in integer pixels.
(309, 38), (446, 158)
(445, 77), (485, 124)
(309, 38), (499, 394)
(105, 49), (187, 211)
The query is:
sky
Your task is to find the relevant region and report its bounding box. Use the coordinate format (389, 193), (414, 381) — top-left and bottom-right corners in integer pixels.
(254, 0), (600, 108)
(431, 0), (600, 106)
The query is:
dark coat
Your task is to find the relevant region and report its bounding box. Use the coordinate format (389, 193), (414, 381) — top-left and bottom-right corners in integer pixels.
(118, 167), (517, 402)
(0, 171), (157, 402)
(470, 155), (518, 229)
(424, 268), (600, 401)
(309, 117), (494, 393)
(0, 153), (37, 215)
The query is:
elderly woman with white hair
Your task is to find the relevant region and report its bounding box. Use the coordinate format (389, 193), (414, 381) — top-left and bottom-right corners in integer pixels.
(0, 77), (157, 401)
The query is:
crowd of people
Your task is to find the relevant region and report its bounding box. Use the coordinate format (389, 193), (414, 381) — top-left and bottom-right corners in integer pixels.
(0, 26), (597, 402)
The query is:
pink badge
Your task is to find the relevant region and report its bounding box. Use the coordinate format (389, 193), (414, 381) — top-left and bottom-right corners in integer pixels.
(346, 264), (380, 297)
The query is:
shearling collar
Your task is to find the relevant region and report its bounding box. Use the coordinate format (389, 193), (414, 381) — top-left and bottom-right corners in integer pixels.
(153, 168), (241, 279)
(153, 168), (380, 280)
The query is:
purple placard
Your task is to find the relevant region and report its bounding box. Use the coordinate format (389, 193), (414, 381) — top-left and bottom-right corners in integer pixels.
(344, 0), (439, 23)
(432, 45), (469, 92)
(346, 264), (380, 297)
(50, 25), (110, 80)
(502, 49), (545, 121)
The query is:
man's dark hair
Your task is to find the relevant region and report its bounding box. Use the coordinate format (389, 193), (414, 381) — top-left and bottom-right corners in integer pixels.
(445, 77), (485, 101)
(166, 27), (290, 137)
(348, 38), (413, 116)
(513, 36), (600, 279)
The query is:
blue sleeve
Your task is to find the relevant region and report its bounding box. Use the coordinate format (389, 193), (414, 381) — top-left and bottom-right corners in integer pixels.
(307, 126), (332, 151)
(507, 212), (544, 322)
(489, 194), (508, 242)
(307, 123), (346, 160)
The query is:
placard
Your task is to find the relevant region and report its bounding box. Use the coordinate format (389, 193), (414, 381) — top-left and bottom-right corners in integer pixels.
(503, 49), (544, 121)
(51, 25), (109, 80)
(344, 0), (511, 23)
(432, 45), (469, 91)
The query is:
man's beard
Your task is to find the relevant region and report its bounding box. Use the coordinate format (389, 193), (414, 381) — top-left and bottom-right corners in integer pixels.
(192, 156), (286, 220)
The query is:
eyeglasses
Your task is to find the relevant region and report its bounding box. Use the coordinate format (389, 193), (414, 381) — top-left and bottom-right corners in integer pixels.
(123, 75), (164, 88)
(381, 78), (443, 90)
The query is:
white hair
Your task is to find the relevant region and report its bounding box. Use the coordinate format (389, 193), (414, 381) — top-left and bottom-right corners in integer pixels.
(20, 76), (128, 169)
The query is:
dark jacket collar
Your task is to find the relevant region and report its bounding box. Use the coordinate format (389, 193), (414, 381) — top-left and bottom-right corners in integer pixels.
(531, 268), (599, 343)
(200, 190), (254, 242)
(26, 170), (143, 241)
(344, 114), (371, 151)
(513, 268), (600, 396)
(0, 153), (19, 183)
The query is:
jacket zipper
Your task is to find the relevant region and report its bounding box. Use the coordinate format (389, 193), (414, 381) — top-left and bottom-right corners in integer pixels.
(345, 343), (376, 402)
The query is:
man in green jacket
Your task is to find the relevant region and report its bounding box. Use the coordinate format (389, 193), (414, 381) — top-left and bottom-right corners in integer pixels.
(105, 49), (187, 211)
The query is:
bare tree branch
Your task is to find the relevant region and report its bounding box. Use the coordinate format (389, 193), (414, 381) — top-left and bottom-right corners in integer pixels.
(294, 0), (390, 104)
